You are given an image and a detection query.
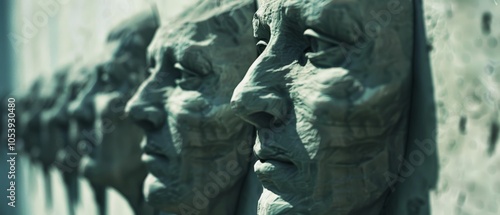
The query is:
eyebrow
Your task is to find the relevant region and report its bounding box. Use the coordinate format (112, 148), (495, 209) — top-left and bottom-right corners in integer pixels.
(303, 2), (363, 44)
(176, 46), (213, 76)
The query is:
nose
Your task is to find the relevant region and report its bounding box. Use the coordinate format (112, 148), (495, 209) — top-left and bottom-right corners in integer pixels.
(125, 79), (166, 131)
(68, 91), (94, 124)
(48, 103), (68, 126)
(231, 55), (289, 129)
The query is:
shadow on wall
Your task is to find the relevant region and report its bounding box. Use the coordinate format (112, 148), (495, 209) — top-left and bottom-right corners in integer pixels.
(383, 0), (440, 214)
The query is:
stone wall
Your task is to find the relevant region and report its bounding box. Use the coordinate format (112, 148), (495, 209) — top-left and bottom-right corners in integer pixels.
(425, 0), (500, 214)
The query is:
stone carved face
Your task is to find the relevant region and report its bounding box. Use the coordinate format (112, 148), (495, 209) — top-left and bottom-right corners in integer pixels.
(17, 77), (43, 159)
(20, 74), (64, 166)
(126, 1), (256, 214)
(44, 62), (91, 172)
(39, 66), (74, 168)
(231, 0), (414, 214)
(68, 10), (158, 201)
(66, 63), (97, 165)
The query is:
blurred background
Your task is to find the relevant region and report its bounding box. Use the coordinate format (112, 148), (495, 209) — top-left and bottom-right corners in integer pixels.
(0, 1), (192, 215)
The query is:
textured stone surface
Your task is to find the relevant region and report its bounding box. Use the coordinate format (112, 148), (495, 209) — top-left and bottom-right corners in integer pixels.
(126, 0), (260, 214)
(67, 8), (159, 215)
(7, 0), (500, 214)
(231, 0), (414, 214)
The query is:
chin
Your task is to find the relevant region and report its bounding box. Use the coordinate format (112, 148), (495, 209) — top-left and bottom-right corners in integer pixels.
(144, 174), (186, 210)
(80, 158), (101, 183)
(257, 190), (296, 215)
(81, 157), (112, 184)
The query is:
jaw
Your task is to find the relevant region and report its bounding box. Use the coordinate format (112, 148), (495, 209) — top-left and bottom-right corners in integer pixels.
(144, 168), (247, 214)
(82, 154), (148, 211)
(113, 167), (149, 213)
(84, 117), (145, 183)
(257, 189), (334, 215)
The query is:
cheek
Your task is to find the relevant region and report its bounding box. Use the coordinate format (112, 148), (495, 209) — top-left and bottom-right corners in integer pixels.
(166, 90), (210, 116)
(190, 147), (248, 181)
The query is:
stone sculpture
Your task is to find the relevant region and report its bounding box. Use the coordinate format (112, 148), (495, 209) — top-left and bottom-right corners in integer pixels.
(68, 63), (108, 215)
(231, 0), (414, 214)
(34, 62), (86, 215)
(39, 65), (73, 168)
(68, 8), (159, 215)
(15, 72), (61, 206)
(126, 0), (260, 214)
(42, 60), (92, 215)
(17, 76), (44, 160)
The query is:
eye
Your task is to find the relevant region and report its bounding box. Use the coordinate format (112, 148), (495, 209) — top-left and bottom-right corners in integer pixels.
(101, 73), (110, 82)
(96, 65), (119, 92)
(148, 56), (156, 69)
(303, 29), (349, 68)
(174, 62), (203, 90)
(304, 29), (342, 52)
(256, 40), (268, 55)
(97, 66), (110, 83)
(174, 63), (200, 79)
(144, 55), (157, 76)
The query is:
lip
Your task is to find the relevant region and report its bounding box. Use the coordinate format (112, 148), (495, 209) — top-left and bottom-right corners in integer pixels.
(254, 159), (296, 174)
(254, 134), (297, 170)
(254, 158), (300, 194)
(142, 152), (169, 165)
(254, 135), (309, 193)
(254, 144), (298, 179)
(142, 135), (170, 159)
(141, 147), (171, 178)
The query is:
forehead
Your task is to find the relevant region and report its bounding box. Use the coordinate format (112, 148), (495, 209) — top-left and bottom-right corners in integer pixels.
(256, 0), (408, 43)
(148, 2), (254, 58)
(254, 0), (365, 37)
(257, 0), (368, 24)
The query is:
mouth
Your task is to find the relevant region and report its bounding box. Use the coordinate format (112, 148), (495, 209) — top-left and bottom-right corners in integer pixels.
(253, 135), (306, 193)
(254, 151), (297, 176)
(141, 137), (171, 178)
(142, 151), (169, 164)
(254, 157), (296, 173)
(254, 136), (297, 172)
(254, 158), (300, 194)
(142, 137), (169, 160)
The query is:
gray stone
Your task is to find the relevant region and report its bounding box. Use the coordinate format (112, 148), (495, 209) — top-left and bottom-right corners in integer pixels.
(125, 0), (260, 214)
(230, 0), (414, 214)
(17, 76), (44, 160)
(67, 8), (159, 215)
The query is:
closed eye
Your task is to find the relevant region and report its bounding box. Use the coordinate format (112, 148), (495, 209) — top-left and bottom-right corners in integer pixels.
(304, 29), (351, 68)
(256, 40), (268, 55)
(174, 62), (203, 90)
(304, 29), (343, 53)
(174, 63), (202, 78)
(148, 56), (156, 69)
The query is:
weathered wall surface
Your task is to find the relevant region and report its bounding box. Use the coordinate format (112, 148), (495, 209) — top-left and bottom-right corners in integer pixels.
(425, 0), (500, 214)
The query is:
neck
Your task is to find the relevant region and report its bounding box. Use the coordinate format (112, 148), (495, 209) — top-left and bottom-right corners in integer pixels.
(114, 169), (151, 215)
